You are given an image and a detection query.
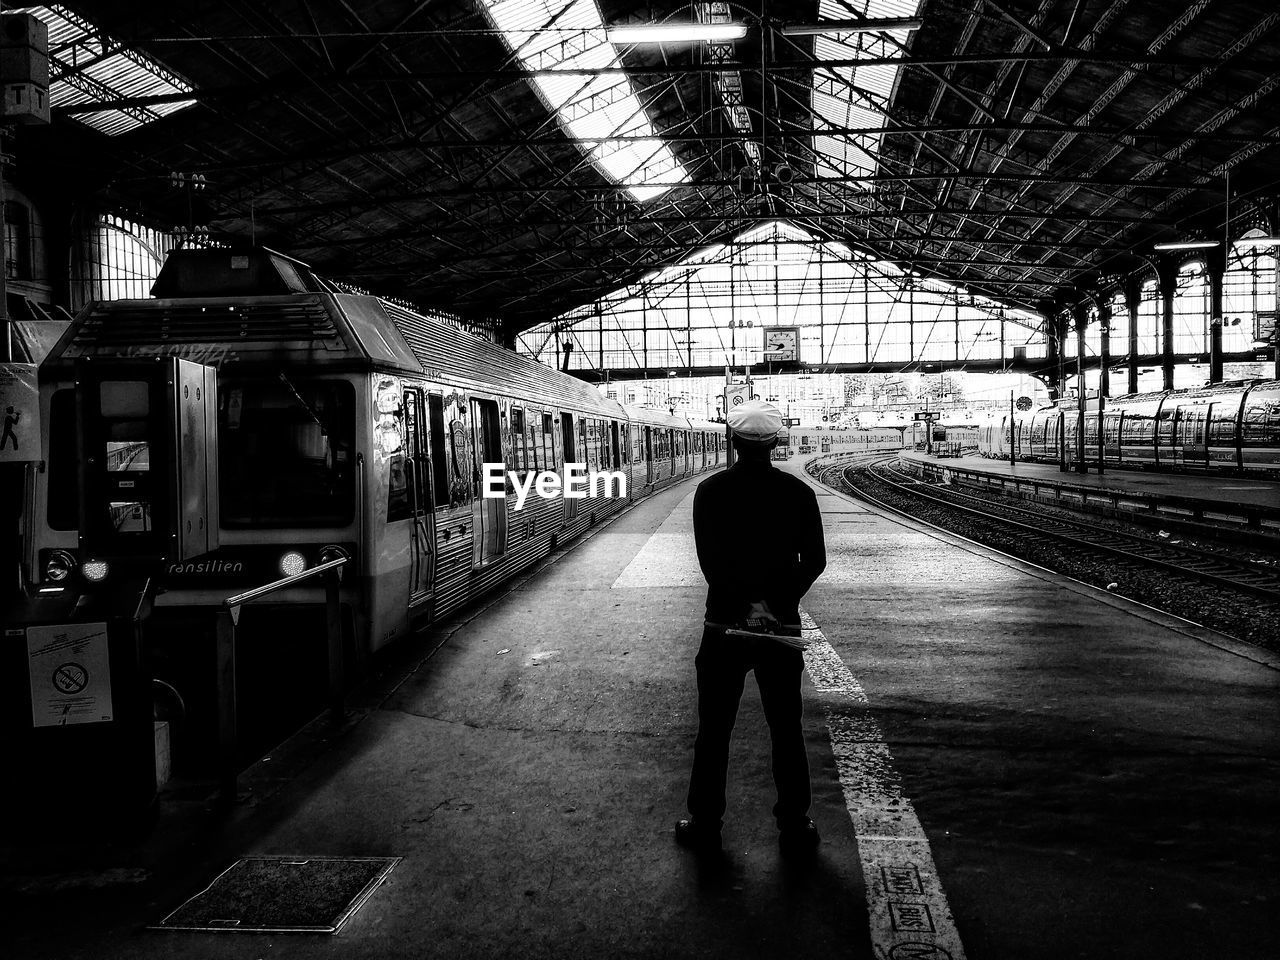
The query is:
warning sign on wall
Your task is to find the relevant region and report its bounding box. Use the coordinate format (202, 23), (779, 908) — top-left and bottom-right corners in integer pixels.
(26, 623), (115, 727)
(0, 363), (39, 463)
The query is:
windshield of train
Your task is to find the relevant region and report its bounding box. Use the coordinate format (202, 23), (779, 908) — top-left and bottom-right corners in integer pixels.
(219, 378), (355, 527)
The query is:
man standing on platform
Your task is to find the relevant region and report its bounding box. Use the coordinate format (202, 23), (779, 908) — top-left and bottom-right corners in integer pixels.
(676, 399), (827, 856)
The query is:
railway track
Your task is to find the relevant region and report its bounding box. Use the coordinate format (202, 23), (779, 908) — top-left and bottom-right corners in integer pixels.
(812, 454), (1280, 605)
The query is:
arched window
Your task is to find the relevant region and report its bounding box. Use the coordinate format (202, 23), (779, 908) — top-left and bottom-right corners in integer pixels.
(1224, 243), (1277, 354)
(1136, 276), (1161, 355)
(1106, 291), (1128, 359)
(4, 200), (31, 280)
(77, 214), (178, 306)
(1172, 261), (1209, 354)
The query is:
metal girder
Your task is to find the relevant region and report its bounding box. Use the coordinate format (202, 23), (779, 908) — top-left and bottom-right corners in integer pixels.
(225, 166), (1210, 219)
(1006, 7), (1280, 286)
(49, 49), (1280, 117)
(287, 206), (1175, 253)
(564, 350), (1272, 384)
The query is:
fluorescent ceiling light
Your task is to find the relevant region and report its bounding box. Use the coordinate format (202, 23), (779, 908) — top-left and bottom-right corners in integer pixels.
(478, 0), (690, 202)
(781, 18), (923, 36)
(607, 23), (747, 44)
(1153, 240), (1220, 251)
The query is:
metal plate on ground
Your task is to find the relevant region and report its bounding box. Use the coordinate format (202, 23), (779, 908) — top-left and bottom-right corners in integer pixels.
(152, 856), (400, 934)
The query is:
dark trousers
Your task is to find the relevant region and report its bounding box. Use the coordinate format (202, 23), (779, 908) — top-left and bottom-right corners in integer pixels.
(686, 626), (812, 831)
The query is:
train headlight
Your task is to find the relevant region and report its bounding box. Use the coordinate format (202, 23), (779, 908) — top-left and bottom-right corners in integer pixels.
(318, 544), (349, 566)
(45, 550), (76, 582)
(279, 551), (307, 577)
(82, 560), (110, 583)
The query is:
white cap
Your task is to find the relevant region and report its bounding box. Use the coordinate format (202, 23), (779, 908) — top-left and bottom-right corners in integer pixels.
(727, 398), (783, 441)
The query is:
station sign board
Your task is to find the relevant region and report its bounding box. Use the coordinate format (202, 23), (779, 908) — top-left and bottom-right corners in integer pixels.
(724, 382), (754, 411)
(1256, 311), (1278, 344)
(913, 411), (941, 422)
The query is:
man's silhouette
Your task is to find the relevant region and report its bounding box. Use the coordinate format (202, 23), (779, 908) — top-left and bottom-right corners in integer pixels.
(677, 399), (826, 855)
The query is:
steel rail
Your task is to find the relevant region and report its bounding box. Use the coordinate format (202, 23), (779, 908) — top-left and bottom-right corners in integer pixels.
(850, 460), (1280, 602)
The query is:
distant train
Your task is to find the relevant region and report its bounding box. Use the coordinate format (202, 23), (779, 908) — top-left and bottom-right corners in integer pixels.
(909, 417), (980, 455)
(20, 248), (726, 766)
(976, 380), (1280, 473)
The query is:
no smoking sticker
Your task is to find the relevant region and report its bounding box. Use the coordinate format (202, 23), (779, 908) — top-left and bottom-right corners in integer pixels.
(53, 662), (89, 694)
(27, 623), (114, 727)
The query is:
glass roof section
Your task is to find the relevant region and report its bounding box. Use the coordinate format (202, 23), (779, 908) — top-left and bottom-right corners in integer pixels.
(516, 220), (1045, 374)
(478, 0), (690, 201)
(16, 4), (196, 136)
(812, 0), (923, 178)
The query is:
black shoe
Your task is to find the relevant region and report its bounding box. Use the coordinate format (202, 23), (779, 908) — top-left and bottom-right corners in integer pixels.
(675, 818), (722, 852)
(778, 818), (820, 855)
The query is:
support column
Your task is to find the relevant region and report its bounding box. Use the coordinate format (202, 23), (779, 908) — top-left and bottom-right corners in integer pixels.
(1206, 256), (1225, 385)
(1158, 258), (1177, 390)
(1124, 276), (1140, 394)
(1042, 304), (1063, 402)
(1097, 300), (1110, 474)
(1098, 300), (1111, 400)
(1073, 303), (1088, 474)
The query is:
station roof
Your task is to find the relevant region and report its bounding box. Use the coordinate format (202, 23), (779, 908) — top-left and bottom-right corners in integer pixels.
(29, 1), (1280, 332)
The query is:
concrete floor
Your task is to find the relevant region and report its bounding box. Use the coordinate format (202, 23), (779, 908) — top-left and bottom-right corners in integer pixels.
(3, 463), (1277, 959)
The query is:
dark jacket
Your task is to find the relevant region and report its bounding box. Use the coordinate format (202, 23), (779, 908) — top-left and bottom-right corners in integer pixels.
(692, 458), (826, 627)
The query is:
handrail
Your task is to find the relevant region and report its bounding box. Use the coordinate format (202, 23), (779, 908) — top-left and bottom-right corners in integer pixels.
(215, 556), (349, 807)
(222, 556), (347, 609)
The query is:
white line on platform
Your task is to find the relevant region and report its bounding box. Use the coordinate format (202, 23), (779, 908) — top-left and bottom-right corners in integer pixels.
(801, 610), (967, 960)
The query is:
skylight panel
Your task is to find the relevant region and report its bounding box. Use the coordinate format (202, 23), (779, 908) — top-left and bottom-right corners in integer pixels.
(812, 0), (923, 178)
(479, 0), (690, 201)
(15, 4), (196, 136)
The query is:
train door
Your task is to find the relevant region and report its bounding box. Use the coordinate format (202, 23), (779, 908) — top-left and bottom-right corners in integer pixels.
(644, 427), (653, 483)
(401, 388), (435, 607)
(1179, 405), (1209, 467)
(561, 411), (578, 522)
(1154, 398), (1174, 468)
(470, 397), (506, 565)
(1103, 411), (1122, 463)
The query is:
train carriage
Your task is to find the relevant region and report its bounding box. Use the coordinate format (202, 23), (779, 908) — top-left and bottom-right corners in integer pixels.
(976, 379), (1280, 474)
(19, 248), (723, 773)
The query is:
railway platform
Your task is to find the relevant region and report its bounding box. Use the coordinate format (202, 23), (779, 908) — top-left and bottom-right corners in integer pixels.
(3, 463), (1277, 960)
(900, 450), (1280, 512)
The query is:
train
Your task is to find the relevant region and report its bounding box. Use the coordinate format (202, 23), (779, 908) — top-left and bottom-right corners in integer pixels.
(976, 379), (1280, 473)
(909, 417), (980, 456)
(18, 247), (727, 769)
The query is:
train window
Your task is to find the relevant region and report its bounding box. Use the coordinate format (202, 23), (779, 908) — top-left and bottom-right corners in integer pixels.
(1242, 388), (1280, 447)
(509, 407), (527, 474)
(1156, 407), (1176, 447)
(46, 389), (78, 530)
(525, 409), (539, 473)
(1208, 406), (1236, 446)
(427, 394), (451, 508)
(562, 413), (576, 463)
(542, 413), (555, 467)
(219, 378), (355, 527)
(383, 391), (411, 523)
